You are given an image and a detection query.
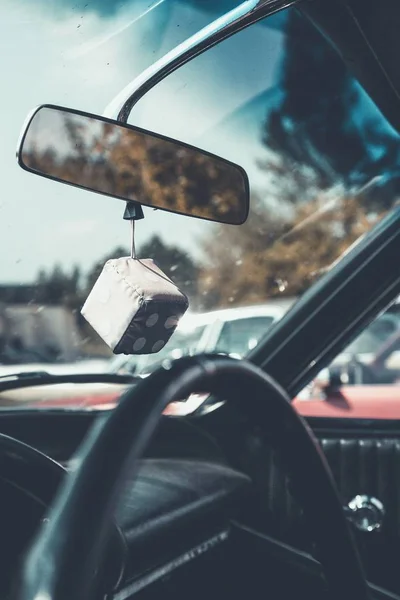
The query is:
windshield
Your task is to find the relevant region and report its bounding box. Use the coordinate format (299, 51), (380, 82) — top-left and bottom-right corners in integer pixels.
(1, 1), (400, 412)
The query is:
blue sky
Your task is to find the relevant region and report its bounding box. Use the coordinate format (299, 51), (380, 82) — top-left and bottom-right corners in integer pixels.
(1, 0), (393, 286)
(0, 0), (285, 283)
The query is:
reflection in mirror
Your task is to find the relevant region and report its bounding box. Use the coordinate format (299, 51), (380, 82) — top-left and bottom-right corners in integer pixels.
(18, 105), (249, 225)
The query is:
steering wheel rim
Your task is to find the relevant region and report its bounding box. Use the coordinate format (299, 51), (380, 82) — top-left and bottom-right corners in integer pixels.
(21, 355), (370, 600)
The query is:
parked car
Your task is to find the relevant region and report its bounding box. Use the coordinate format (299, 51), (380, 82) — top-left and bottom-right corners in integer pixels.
(294, 327), (400, 419)
(0, 303), (290, 409)
(111, 303), (293, 376)
(3, 305), (400, 414)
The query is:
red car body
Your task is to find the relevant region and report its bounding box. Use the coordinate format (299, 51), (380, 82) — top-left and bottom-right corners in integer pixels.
(293, 385), (400, 420)
(3, 330), (400, 418)
(0, 380), (397, 420)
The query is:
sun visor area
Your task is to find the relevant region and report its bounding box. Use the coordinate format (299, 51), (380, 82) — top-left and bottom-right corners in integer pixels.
(301, 0), (400, 135)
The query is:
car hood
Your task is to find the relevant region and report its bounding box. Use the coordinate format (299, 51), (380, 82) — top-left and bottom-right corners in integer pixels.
(0, 381), (126, 410)
(0, 359), (110, 378)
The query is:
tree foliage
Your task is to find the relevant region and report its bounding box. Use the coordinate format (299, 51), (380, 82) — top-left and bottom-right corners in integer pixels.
(199, 9), (399, 309)
(31, 236), (199, 311)
(34, 264), (82, 308)
(139, 234), (199, 304)
(86, 245), (129, 293)
(199, 194), (384, 308)
(263, 10), (366, 192)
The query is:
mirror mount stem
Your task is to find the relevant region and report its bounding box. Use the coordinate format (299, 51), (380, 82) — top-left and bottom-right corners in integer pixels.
(123, 201), (144, 259)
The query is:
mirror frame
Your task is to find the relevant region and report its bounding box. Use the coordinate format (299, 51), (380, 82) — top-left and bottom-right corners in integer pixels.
(17, 104), (250, 225)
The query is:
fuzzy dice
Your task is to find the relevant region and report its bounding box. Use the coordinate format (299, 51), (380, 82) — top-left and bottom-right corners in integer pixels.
(81, 257), (189, 355)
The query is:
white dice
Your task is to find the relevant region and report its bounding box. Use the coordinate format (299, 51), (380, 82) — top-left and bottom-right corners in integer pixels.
(81, 257), (189, 355)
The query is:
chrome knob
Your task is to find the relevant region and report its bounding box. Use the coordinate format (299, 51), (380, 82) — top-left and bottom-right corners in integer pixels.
(345, 495), (385, 532)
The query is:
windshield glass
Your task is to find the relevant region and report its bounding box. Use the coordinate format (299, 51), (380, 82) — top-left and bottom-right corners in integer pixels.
(1, 1), (400, 412)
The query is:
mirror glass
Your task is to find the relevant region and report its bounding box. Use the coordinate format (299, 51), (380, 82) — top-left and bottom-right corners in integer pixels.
(18, 105), (249, 225)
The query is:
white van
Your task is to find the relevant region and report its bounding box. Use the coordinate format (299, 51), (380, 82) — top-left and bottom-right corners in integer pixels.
(111, 302), (293, 377)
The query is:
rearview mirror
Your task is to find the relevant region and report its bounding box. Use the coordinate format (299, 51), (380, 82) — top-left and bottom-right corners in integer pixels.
(17, 105), (249, 225)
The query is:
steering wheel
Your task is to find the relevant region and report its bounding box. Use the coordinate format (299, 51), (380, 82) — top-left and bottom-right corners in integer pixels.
(20, 355), (370, 600)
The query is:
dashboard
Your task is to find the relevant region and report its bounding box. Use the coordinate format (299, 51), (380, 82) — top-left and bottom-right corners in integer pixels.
(0, 408), (245, 600)
(1, 407), (400, 600)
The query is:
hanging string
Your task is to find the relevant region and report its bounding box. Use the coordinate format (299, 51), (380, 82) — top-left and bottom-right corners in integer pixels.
(130, 219), (136, 259)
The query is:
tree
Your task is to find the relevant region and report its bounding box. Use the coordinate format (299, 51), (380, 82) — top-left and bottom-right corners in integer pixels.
(33, 264), (83, 308)
(199, 8), (399, 309)
(33, 234), (200, 315)
(86, 245), (129, 292)
(85, 238), (199, 301)
(261, 9), (400, 212)
(262, 9), (367, 197)
(199, 192), (384, 308)
(139, 235), (200, 305)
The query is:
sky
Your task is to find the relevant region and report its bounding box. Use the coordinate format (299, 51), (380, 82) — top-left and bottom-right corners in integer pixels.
(1, 0), (396, 289)
(0, 0), (286, 284)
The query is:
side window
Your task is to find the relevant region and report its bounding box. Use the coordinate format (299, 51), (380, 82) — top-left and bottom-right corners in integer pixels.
(345, 314), (400, 356)
(302, 304), (400, 408)
(215, 316), (275, 358)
